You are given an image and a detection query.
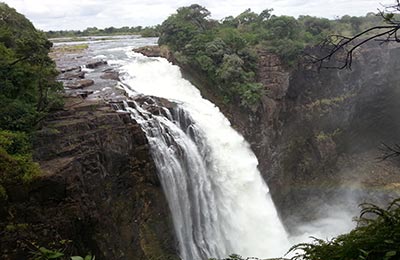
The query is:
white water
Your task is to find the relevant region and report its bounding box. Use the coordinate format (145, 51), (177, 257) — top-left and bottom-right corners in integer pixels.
(118, 52), (290, 259)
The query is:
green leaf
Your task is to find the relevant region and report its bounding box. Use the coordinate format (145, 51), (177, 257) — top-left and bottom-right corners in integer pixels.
(84, 254), (93, 260)
(71, 257), (84, 260)
(385, 251), (397, 257)
(48, 252), (64, 259)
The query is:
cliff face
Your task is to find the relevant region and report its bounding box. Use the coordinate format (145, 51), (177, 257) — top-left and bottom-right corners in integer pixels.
(0, 97), (178, 260)
(252, 45), (400, 228)
(136, 44), (400, 231)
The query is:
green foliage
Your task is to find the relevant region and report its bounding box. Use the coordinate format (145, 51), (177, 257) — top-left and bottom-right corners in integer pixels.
(0, 183), (7, 201)
(29, 245), (95, 260)
(31, 247), (64, 260)
(0, 130), (41, 187)
(70, 254), (95, 260)
(0, 3), (63, 133)
(159, 4), (212, 51)
(0, 3), (63, 201)
(289, 198), (400, 260)
(159, 5), (387, 107)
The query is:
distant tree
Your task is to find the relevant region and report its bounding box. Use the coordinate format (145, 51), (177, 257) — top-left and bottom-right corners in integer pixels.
(235, 9), (258, 28)
(258, 8), (274, 22)
(310, 0), (400, 69)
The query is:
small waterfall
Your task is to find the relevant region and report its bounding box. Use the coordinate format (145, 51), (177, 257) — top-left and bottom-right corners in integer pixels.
(118, 54), (290, 259)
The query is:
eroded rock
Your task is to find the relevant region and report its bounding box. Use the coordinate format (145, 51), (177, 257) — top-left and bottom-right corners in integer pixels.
(0, 98), (178, 260)
(66, 79), (94, 89)
(86, 60), (107, 69)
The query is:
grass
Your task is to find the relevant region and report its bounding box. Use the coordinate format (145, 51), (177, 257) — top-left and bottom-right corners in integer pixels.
(52, 44), (89, 53)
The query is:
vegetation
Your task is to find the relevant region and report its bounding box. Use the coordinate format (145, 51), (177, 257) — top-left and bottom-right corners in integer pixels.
(158, 4), (388, 107)
(207, 199), (400, 260)
(46, 25), (160, 38)
(54, 44), (89, 53)
(30, 245), (95, 260)
(0, 3), (62, 200)
(310, 1), (400, 69)
(289, 199), (400, 260)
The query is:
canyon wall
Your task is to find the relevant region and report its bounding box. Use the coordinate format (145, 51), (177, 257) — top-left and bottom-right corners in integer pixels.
(136, 43), (400, 230)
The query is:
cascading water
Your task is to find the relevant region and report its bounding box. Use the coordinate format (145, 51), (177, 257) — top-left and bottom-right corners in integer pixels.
(118, 53), (290, 259)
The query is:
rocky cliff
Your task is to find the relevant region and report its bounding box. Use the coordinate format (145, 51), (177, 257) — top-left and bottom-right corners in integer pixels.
(0, 97), (178, 260)
(135, 44), (400, 232)
(0, 47), (179, 260)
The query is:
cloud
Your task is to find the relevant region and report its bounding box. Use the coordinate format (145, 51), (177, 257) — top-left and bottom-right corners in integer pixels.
(1, 0), (395, 30)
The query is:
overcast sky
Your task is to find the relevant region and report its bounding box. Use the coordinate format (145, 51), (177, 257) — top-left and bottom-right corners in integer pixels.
(2, 0), (394, 31)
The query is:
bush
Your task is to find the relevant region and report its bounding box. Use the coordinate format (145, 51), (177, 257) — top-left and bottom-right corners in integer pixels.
(0, 130), (41, 188)
(289, 199), (400, 260)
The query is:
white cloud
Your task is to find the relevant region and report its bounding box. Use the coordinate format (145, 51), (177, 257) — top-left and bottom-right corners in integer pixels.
(1, 0), (395, 30)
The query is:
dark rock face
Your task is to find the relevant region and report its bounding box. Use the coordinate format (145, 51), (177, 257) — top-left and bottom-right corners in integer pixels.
(259, 45), (400, 228)
(0, 98), (178, 260)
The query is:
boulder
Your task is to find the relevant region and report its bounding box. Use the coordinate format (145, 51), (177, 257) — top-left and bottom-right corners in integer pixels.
(66, 79), (94, 89)
(86, 60), (107, 69)
(59, 71), (86, 80)
(100, 71), (119, 81)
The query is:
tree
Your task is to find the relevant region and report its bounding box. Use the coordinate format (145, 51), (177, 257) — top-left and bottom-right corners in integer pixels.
(0, 3), (62, 200)
(158, 4), (212, 50)
(310, 0), (400, 69)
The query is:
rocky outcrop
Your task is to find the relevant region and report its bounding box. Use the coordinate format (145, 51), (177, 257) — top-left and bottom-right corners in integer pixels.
(257, 51), (290, 100)
(0, 97), (178, 260)
(101, 69), (120, 81)
(86, 60), (107, 69)
(133, 46), (174, 61)
(66, 79), (95, 89)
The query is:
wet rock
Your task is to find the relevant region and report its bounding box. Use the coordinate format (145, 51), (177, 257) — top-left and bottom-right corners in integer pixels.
(66, 79), (94, 89)
(60, 66), (80, 73)
(86, 60), (107, 69)
(59, 71), (86, 80)
(100, 71), (119, 80)
(64, 90), (94, 99)
(133, 46), (174, 61)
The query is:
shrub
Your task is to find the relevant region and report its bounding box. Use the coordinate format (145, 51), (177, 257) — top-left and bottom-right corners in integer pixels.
(289, 199), (400, 260)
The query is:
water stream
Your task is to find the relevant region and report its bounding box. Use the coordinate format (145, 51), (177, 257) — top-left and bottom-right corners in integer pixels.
(117, 53), (290, 259)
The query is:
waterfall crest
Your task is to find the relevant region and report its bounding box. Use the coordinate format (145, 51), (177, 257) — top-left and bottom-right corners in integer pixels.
(119, 53), (289, 259)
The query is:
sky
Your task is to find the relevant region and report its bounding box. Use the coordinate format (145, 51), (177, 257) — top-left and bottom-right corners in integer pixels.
(1, 0), (394, 31)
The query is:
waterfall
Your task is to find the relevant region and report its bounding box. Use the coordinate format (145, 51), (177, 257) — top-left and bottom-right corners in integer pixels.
(118, 53), (290, 259)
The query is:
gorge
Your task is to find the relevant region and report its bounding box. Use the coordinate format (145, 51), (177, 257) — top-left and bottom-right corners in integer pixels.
(1, 3), (400, 260)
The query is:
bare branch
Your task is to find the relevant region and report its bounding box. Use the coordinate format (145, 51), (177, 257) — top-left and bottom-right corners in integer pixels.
(309, 25), (400, 69)
(307, 0), (400, 70)
(377, 143), (400, 161)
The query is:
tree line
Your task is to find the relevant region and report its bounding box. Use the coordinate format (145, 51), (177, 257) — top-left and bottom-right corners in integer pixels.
(157, 4), (388, 108)
(46, 25), (160, 38)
